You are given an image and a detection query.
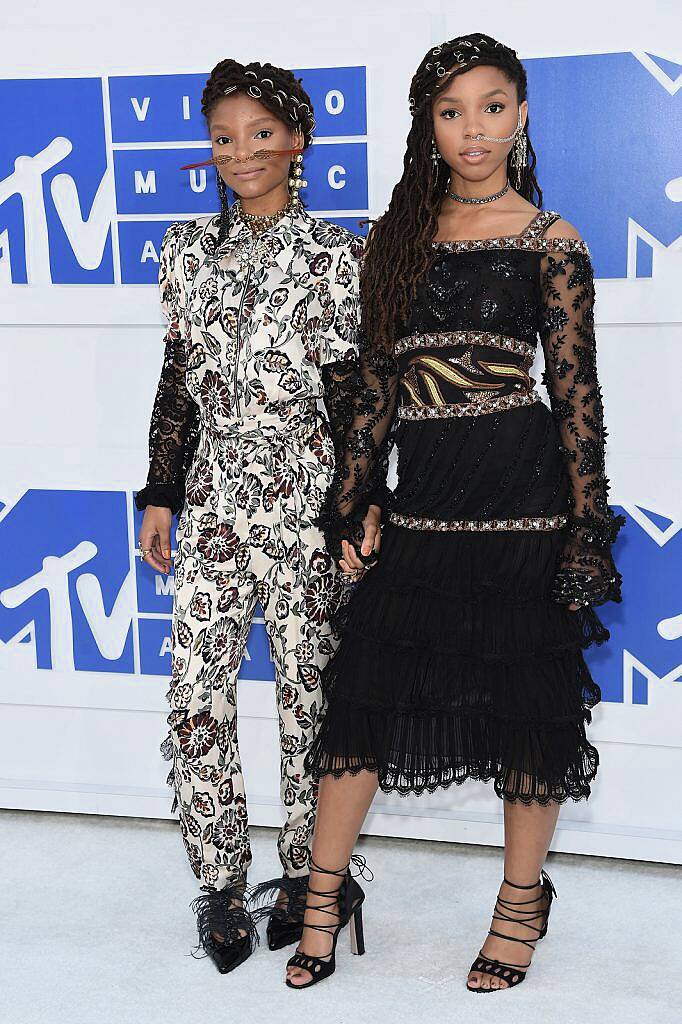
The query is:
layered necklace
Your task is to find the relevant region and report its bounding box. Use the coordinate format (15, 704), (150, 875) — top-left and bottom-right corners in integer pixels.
(446, 181), (510, 205)
(237, 195), (299, 237)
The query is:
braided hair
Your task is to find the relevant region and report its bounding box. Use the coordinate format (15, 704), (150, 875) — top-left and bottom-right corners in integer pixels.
(201, 59), (316, 240)
(362, 33), (543, 351)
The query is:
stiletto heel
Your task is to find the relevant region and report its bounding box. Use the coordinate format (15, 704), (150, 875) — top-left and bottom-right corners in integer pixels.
(348, 904), (365, 956)
(467, 870), (556, 992)
(285, 854), (372, 989)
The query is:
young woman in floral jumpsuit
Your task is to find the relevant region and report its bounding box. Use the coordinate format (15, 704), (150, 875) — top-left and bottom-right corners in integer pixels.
(135, 59), (369, 974)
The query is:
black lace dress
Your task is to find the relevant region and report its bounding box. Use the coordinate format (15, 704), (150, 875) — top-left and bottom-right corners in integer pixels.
(305, 210), (624, 804)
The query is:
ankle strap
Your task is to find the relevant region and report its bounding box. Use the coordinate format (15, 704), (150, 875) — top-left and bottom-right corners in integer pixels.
(310, 858), (349, 879)
(502, 876), (541, 890)
(503, 869), (555, 896)
(309, 853), (374, 883)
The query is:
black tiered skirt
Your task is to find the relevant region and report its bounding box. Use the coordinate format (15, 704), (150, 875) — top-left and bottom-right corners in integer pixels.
(305, 406), (609, 804)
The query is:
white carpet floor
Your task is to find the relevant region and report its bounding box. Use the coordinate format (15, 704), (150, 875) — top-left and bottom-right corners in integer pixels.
(1, 808), (680, 1024)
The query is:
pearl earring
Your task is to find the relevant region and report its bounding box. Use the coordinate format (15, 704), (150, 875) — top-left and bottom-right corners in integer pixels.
(289, 152), (308, 194)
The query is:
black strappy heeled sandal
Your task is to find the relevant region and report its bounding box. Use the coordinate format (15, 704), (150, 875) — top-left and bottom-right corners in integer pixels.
(285, 855), (372, 990)
(467, 870), (557, 993)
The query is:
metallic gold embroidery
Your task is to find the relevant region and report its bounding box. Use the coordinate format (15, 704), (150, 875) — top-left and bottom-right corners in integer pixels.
(478, 361), (531, 384)
(414, 354), (505, 390)
(421, 370), (446, 405)
(389, 512), (568, 532)
(394, 330), (535, 362)
(398, 390), (542, 419)
(432, 236), (590, 256)
(401, 365), (423, 406)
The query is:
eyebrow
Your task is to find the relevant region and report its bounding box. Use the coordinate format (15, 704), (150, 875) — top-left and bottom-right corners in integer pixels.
(434, 87), (509, 104)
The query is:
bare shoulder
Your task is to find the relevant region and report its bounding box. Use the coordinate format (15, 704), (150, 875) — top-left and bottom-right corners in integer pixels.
(543, 217), (583, 241)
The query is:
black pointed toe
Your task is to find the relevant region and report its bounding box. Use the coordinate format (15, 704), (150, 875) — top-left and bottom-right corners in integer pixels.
(190, 880), (258, 975)
(204, 932), (253, 974)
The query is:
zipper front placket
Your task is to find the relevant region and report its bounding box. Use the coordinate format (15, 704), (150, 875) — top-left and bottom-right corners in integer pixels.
(233, 260), (253, 418)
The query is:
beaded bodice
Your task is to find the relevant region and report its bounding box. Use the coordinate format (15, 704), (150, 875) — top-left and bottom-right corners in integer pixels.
(395, 211), (582, 419)
(319, 210), (623, 608)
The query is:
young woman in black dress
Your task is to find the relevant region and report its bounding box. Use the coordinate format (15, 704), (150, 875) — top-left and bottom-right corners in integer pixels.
(277, 33), (623, 992)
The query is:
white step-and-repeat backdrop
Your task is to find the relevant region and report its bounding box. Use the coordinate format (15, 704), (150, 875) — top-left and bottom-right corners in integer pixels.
(1, 1), (681, 863)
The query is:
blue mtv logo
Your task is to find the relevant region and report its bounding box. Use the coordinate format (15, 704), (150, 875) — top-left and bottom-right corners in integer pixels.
(526, 52), (682, 279)
(586, 506), (681, 705)
(0, 490), (275, 682)
(0, 77), (114, 284)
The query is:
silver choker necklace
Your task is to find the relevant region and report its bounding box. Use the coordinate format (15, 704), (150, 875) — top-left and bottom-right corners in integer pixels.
(446, 182), (510, 205)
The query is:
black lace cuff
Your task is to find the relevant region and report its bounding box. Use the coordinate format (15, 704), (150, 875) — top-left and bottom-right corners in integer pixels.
(552, 566), (622, 608)
(134, 483), (184, 515)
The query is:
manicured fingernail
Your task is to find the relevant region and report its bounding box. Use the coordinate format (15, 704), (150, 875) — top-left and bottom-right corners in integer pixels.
(163, 549), (170, 558)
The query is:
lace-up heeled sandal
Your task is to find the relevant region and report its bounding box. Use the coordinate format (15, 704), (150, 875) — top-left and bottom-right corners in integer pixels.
(467, 870), (557, 993)
(285, 855), (372, 990)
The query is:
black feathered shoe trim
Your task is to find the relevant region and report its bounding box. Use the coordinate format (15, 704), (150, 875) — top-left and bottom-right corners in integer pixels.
(190, 882), (258, 974)
(249, 874), (309, 951)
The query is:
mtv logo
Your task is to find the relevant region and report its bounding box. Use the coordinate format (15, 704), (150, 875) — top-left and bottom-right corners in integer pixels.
(586, 505), (681, 746)
(0, 77), (114, 285)
(0, 489), (277, 684)
(0, 490), (134, 672)
(526, 53), (682, 280)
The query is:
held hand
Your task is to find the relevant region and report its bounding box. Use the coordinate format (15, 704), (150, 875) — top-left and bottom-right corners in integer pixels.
(339, 505), (382, 578)
(139, 505), (173, 575)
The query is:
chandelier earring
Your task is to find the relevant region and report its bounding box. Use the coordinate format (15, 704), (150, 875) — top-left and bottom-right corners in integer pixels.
(289, 152), (308, 197)
(510, 116), (528, 189)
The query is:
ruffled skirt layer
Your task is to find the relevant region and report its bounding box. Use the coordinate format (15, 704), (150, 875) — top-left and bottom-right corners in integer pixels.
(305, 523), (608, 804)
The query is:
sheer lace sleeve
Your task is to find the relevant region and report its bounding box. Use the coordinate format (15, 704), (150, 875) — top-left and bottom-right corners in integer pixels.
(135, 222), (199, 516)
(319, 330), (399, 562)
(540, 234), (624, 607)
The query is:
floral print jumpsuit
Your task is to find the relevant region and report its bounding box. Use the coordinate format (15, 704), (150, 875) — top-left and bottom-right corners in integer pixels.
(135, 201), (363, 892)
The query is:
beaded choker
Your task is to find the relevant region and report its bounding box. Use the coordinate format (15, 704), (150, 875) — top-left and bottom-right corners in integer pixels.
(236, 196), (299, 236)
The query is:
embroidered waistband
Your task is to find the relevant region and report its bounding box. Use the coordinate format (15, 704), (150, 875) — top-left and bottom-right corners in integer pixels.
(398, 389), (541, 420)
(388, 512), (568, 533)
(394, 330), (535, 363)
